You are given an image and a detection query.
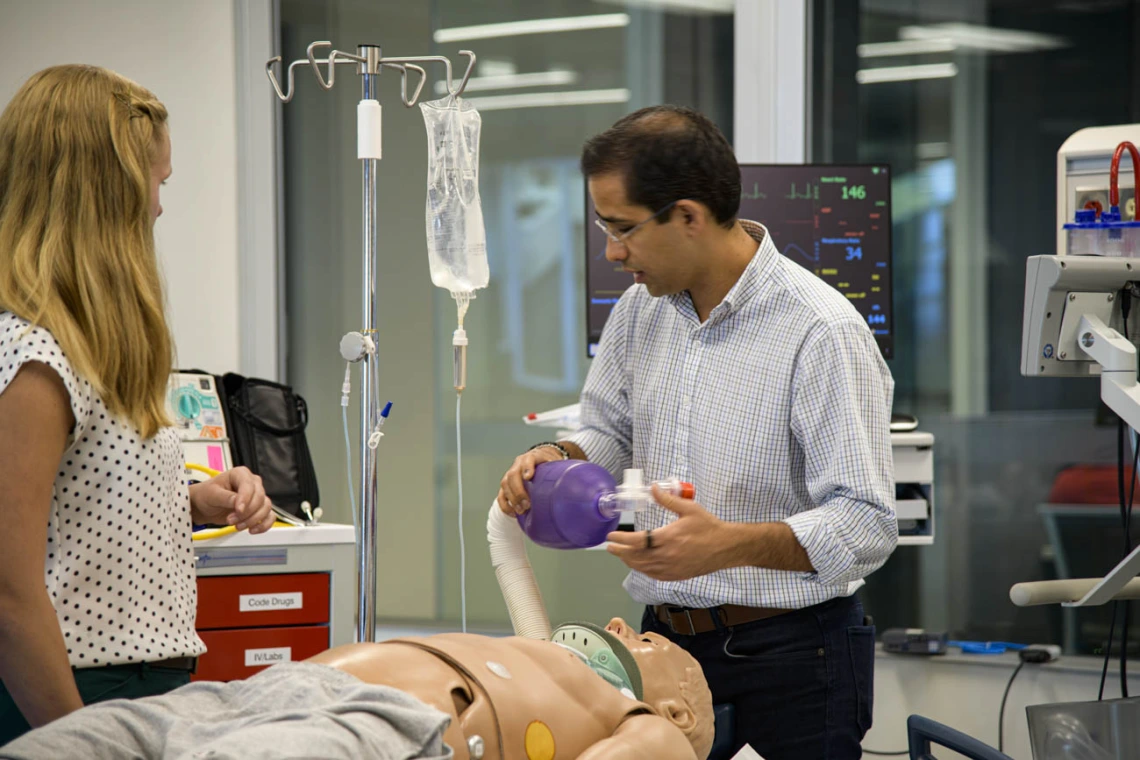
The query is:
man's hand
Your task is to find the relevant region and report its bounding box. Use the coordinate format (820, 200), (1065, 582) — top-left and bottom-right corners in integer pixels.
(189, 466), (275, 534)
(497, 446), (567, 516)
(605, 485), (730, 581)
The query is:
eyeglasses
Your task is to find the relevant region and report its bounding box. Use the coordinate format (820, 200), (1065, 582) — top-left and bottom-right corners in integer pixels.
(594, 201), (679, 246)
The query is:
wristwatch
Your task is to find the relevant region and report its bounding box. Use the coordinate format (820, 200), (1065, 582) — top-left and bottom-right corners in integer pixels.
(527, 441), (570, 460)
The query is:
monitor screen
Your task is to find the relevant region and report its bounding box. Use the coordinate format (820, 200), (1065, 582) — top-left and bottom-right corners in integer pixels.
(585, 164), (893, 359)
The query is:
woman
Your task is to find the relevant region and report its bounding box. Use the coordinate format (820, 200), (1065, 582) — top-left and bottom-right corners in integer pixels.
(0, 65), (275, 745)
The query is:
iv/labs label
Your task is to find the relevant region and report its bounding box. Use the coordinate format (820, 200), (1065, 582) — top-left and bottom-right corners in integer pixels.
(239, 592), (303, 612)
(245, 647), (292, 667)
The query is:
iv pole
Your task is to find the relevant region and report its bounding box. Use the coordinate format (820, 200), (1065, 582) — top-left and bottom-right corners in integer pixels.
(267, 42), (475, 643)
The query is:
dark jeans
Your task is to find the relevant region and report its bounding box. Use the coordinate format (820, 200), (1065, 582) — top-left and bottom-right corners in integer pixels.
(0, 663), (190, 748)
(642, 594), (875, 760)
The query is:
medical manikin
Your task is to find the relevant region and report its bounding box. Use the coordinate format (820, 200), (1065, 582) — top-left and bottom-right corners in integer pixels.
(1, 618), (714, 760)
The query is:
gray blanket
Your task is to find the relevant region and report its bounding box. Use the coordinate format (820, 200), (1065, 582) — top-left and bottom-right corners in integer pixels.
(1, 662), (453, 759)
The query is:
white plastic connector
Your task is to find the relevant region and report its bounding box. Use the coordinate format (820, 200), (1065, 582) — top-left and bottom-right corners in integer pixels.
(357, 100), (382, 160)
(621, 469), (643, 490)
(601, 468), (651, 515)
(340, 364), (352, 408)
(615, 469), (646, 504)
(598, 469), (694, 518)
(1021, 644), (1062, 663)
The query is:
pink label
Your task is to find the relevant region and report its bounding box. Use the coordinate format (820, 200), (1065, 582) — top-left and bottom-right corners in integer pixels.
(207, 445), (224, 472)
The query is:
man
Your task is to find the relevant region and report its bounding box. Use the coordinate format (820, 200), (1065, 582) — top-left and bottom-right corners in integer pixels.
(1, 618), (714, 759)
(497, 105), (897, 759)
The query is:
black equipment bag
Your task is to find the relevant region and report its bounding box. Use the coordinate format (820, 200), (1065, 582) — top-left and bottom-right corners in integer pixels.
(216, 372), (320, 518)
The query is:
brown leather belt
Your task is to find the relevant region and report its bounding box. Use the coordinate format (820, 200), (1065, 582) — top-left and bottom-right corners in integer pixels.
(654, 604), (791, 635)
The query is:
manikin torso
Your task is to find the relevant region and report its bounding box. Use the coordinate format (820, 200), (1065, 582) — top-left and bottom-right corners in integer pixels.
(308, 634), (652, 760)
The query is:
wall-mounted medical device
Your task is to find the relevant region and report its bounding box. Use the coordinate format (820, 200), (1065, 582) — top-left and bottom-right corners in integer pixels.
(168, 372), (234, 479)
(1017, 125), (1140, 610)
(1056, 125), (1139, 257)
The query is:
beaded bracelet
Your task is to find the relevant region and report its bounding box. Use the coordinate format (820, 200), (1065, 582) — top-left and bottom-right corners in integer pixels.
(527, 441), (570, 460)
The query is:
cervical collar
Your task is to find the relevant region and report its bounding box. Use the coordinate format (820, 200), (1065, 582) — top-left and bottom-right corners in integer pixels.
(550, 622), (642, 701)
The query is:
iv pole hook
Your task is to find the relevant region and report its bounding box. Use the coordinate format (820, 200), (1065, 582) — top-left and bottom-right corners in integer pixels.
(390, 63), (427, 107)
(266, 56), (295, 103)
(452, 50), (476, 98)
(307, 41), (338, 90)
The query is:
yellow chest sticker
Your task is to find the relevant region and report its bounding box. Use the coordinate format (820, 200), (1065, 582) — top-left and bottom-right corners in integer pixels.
(524, 720), (555, 760)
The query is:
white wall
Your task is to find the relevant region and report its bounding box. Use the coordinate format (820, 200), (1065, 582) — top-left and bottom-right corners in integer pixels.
(733, 0), (806, 163)
(0, 0), (241, 374)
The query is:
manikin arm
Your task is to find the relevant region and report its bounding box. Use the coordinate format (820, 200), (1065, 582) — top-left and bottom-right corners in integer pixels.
(577, 714), (698, 760)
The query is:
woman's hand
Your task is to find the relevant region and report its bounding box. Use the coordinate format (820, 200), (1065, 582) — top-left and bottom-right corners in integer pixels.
(189, 467), (275, 534)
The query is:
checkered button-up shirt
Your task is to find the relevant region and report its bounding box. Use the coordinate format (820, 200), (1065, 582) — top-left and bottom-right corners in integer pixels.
(567, 220), (897, 610)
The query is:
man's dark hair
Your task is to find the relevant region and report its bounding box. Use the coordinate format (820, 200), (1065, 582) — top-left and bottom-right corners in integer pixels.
(580, 105), (740, 228)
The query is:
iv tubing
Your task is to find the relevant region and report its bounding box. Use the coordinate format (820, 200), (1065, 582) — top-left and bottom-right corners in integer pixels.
(452, 298), (471, 633)
(457, 393), (467, 633)
(342, 405), (358, 533)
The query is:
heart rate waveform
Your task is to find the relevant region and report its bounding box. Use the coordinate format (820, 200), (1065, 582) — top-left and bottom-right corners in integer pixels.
(782, 243), (817, 263)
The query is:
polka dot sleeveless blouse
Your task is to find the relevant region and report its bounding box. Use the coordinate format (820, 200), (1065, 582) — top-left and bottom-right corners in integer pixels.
(0, 313), (205, 668)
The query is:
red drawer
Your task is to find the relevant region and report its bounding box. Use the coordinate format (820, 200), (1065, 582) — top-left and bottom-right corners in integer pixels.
(193, 625), (329, 681)
(196, 573), (330, 630)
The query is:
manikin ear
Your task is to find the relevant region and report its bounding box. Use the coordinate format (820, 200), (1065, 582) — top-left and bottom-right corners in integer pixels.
(656, 697), (697, 734)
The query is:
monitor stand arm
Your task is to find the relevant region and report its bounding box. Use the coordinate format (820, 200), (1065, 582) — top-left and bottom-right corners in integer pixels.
(1059, 315), (1140, 607)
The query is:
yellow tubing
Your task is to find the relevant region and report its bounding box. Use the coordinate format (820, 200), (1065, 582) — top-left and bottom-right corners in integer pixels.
(185, 463), (221, 479)
(193, 521), (294, 541)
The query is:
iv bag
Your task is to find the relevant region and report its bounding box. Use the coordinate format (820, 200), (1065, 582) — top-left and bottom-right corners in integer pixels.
(420, 96), (489, 295)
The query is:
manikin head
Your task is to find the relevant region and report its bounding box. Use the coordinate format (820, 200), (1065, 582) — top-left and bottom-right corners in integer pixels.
(605, 617), (715, 760)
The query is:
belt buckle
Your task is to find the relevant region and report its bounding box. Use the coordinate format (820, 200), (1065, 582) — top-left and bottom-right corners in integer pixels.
(666, 606), (698, 636)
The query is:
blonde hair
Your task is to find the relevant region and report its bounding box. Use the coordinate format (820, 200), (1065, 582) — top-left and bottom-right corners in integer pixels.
(0, 64), (172, 437)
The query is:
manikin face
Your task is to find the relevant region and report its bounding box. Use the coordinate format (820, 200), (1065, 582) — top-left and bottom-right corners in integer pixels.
(149, 129), (171, 224)
(589, 172), (700, 298)
(604, 615), (713, 751)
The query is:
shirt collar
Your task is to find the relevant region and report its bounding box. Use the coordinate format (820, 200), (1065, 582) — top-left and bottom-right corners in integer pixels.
(667, 219), (774, 321)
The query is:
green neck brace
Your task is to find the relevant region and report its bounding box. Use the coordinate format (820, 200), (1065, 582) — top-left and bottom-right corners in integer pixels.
(550, 622), (643, 701)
